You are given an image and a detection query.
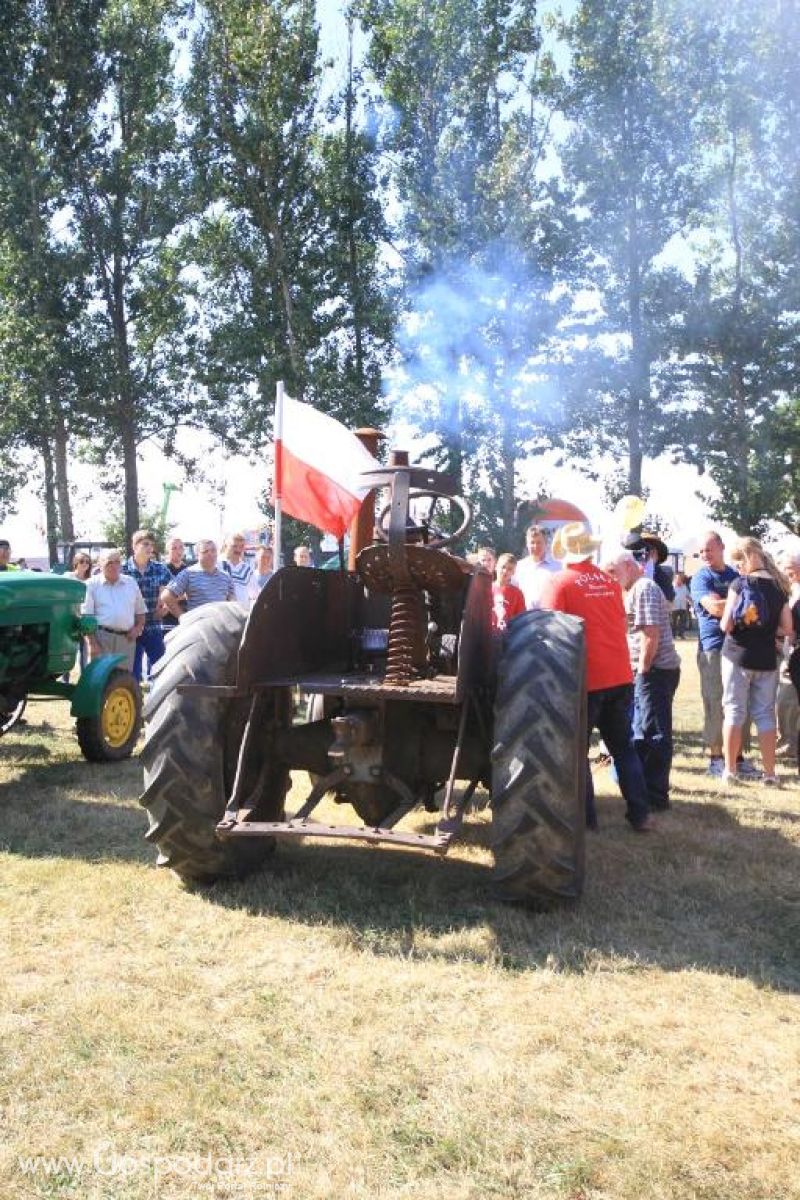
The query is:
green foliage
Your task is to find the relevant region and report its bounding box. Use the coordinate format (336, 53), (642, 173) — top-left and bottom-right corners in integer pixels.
(54, 0), (199, 543)
(100, 503), (174, 555)
(560, 0), (710, 494)
(0, 0), (103, 544)
(186, 1), (393, 448)
(1, 0), (799, 546)
(638, 1), (799, 534)
(359, 0), (578, 547)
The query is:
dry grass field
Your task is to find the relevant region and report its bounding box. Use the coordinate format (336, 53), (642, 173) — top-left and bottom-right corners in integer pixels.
(1, 638), (799, 1199)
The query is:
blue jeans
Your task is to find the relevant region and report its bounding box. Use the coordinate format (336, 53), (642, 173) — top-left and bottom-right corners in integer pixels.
(587, 684), (650, 828)
(633, 667), (680, 810)
(134, 623), (166, 682)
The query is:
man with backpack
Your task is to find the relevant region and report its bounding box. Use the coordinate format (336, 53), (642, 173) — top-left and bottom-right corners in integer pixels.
(718, 537), (793, 787)
(690, 531), (761, 779)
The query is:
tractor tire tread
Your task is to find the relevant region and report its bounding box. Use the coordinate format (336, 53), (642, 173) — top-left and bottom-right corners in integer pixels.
(491, 608), (586, 907)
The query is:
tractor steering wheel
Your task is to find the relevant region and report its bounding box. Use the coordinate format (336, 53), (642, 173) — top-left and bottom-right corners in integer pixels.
(375, 489), (471, 549)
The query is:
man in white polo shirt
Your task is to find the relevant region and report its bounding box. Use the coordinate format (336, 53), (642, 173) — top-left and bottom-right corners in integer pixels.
(514, 523), (560, 610)
(160, 538), (236, 618)
(83, 548), (146, 671)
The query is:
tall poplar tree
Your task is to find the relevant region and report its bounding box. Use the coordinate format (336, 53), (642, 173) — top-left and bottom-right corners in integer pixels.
(360, 0), (577, 546)
(59, 0), (197, 545)
(0, 0), (102, 555)
(667, 0), (800, 532)
(187, 0), (392, 443)
(561, 0), (707, 495)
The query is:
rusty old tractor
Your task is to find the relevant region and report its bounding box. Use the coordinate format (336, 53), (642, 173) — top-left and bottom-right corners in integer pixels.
(140, 456), (587, 906)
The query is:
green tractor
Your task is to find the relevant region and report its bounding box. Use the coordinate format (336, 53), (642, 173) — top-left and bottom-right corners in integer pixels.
(140, 454), (587, 907)
(0, 572), (142, 760)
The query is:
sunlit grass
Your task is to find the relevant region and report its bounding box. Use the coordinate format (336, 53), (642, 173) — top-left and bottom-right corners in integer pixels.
(1, 639), (798, 1199)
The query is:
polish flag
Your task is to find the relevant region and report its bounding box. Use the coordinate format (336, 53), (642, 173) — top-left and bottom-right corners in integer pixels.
(274, 394), (380, 539)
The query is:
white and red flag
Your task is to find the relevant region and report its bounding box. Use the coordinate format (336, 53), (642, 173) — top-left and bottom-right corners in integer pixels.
(273, 390), (379, 543)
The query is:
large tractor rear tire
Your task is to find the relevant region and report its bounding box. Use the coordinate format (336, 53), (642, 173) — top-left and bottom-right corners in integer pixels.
(491, 609), (587, 907)
(139, 603), (289, 882)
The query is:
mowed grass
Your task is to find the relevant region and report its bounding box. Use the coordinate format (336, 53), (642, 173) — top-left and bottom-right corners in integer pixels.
(1, 639), (799, 1200)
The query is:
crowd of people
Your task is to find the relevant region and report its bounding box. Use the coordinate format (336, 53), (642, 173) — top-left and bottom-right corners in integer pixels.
(474, 521), (800, 833)
(0, 532), (291, 684)
(4, 519), (800, 828)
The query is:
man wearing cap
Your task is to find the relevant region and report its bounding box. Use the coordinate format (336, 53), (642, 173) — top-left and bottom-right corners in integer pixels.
(514, 523), (561, 610)
(608, 551), (681, 812)
(623, 530), (675, 602)
(541, 522), (654, 832)
(82, 549), (147, 671)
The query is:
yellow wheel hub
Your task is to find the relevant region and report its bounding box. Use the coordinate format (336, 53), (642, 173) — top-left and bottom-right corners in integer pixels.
(101, 685), (136, 748)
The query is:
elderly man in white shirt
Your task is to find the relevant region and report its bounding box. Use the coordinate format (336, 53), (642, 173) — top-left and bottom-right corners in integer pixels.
(82, 548), (146, 671)
(514, 523), (561, 609)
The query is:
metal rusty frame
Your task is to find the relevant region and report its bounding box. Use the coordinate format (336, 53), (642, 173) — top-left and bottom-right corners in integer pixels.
(216, 817), (456, 855)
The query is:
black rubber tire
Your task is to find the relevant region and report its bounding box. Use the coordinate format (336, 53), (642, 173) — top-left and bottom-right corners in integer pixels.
(139, 603), (288, 882)
(491, 609), (587, 907)
(76, 669), (142, 761)
(1, 696), (26, 736)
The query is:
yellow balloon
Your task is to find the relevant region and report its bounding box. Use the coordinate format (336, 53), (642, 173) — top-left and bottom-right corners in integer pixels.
(615, 494), (647, 532)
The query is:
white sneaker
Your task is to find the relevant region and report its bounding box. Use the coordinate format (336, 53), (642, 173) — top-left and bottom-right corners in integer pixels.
(762, 775), (782, 788)
(707, 756), (725, 777)
(721, 771), (742, 787)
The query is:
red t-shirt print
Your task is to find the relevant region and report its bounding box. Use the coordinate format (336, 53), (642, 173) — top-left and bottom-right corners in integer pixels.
(491, 582), (526, 630)
(541, 562), (633, 692)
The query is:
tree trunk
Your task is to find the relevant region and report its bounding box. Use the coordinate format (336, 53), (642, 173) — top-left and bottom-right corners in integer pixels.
(52, 403), (75, 542)
(345, 19), (364, 388)
(40, 435), (59, 567)
(621, 85), (647, 497)
(727, 133), (748, 527)
(501, 436), (516, 548)
(731, 362), (750, 526)
(119, 398), (139, 551)
(627, 196), (645, 496)
(110, 220), (139, 547)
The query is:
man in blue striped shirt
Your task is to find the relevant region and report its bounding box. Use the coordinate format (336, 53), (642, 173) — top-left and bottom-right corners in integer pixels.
(160, 538), (236, 618)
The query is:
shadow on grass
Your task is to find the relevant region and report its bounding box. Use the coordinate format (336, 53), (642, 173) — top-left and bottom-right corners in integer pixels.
(200, 794), (800, 995)
(0, 755), (148, 864)
(3, 723), (798, 994)
(0, 740), (52, 762)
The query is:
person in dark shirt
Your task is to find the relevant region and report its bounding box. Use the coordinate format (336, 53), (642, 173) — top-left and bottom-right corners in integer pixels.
(719, 537), (792, 786)
(623, 530), (674, 602)
(690, 530), (758, 778)
(776, 550), (800, 768)
(122, 530), (172, 681)
(161, 536), (188, 629)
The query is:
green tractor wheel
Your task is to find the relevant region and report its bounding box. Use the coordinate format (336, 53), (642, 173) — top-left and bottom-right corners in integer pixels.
(76, 669), (142, 762)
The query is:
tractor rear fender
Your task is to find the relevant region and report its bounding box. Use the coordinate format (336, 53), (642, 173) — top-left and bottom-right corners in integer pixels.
(70, 654), (128, 717)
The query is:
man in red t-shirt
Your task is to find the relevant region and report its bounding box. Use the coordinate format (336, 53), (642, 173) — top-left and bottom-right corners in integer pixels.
(541, 521), (653, 832)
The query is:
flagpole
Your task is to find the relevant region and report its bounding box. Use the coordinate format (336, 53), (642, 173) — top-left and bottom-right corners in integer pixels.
(274, 380), (284, 568)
